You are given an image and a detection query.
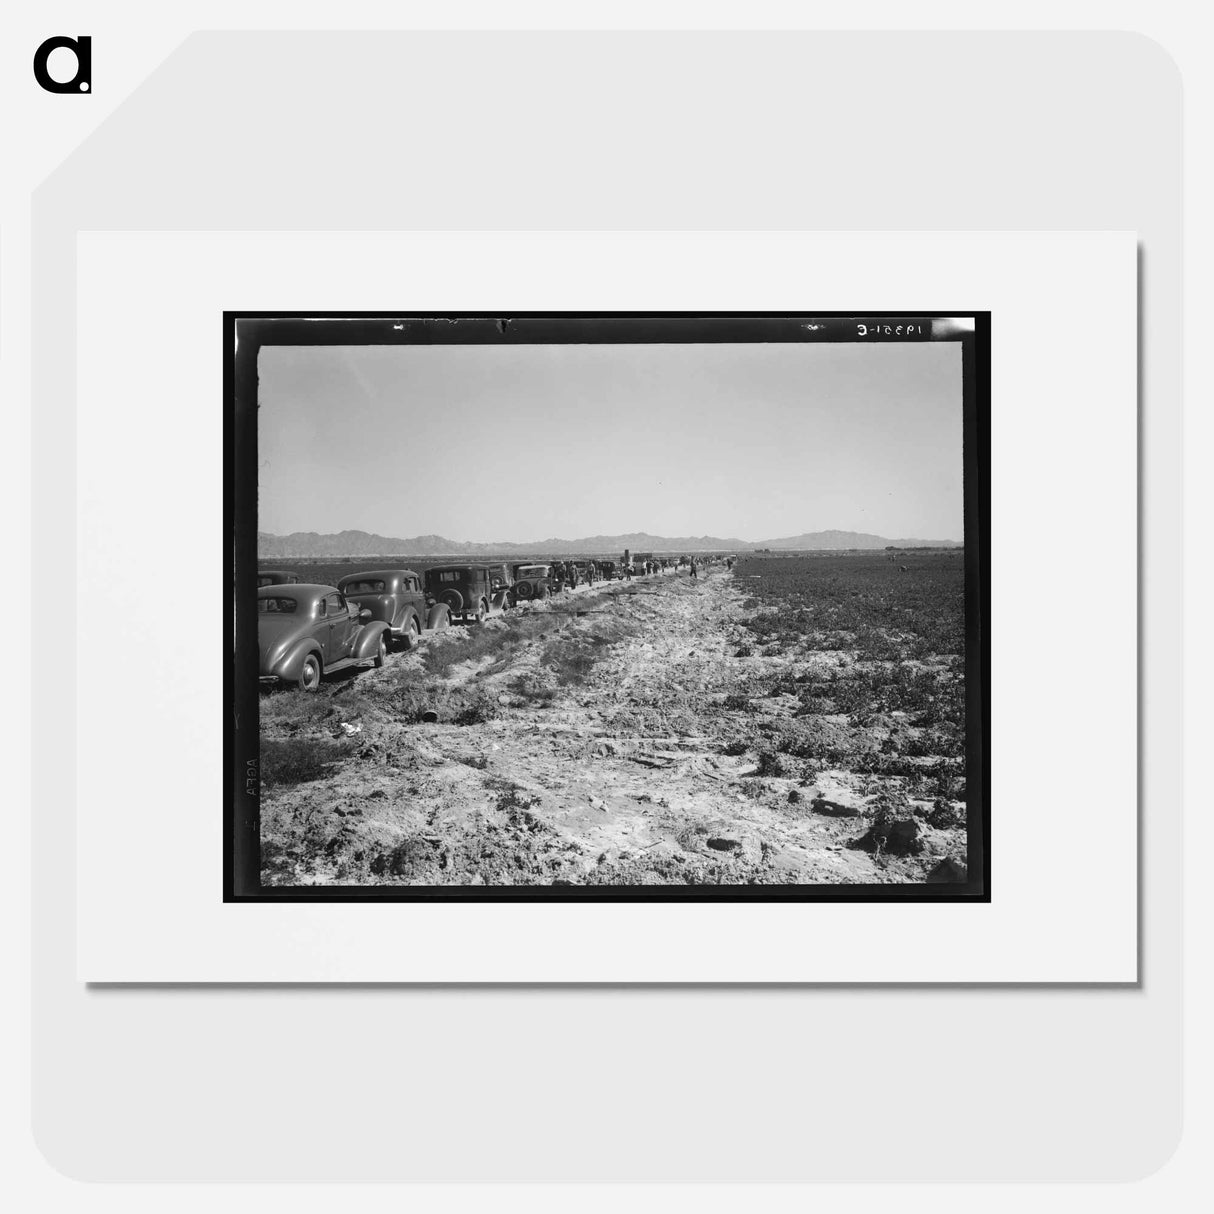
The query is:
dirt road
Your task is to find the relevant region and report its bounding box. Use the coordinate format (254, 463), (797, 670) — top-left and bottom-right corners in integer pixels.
(260, 568), (962, 886)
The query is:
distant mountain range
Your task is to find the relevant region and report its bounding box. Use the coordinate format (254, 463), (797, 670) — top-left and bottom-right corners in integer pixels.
(257, 528), (961, 558)
(759, 530), (961, 551)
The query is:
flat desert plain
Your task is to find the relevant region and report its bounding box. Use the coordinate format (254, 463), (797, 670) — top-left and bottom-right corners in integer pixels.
(258, 553), (969, 887)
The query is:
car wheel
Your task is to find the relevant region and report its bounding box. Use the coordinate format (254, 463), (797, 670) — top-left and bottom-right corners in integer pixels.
(298, 654), (321, 692)
(373, 634), (387, 668)
(403, 617), (422, 650)
(515, 581), (533, 600)
(473, 599), (487, 624)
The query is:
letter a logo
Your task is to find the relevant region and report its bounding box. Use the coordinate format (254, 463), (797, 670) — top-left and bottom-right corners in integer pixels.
(33, 36), (92, 93)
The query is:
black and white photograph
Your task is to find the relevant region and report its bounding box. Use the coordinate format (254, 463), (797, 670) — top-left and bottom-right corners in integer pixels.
(230, 313), (987, 899)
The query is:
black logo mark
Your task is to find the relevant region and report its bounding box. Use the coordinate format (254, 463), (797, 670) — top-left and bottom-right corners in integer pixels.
(33, 35), (91, 94)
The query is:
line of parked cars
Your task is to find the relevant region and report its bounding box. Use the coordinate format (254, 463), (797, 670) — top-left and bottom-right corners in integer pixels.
(255, 554), (712, 692)
(257, 559), (624, 691)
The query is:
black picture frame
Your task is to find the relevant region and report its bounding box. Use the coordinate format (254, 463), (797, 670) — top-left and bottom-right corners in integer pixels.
(227, 312), (989, 902)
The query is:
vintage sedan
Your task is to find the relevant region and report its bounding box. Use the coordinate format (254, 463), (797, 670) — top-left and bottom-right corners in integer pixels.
(258, 584), (391, 691)
(510, 563), (553, 602)
(258, 570), (301, 588)
(336, 569), (449, 649)
(424, 564), (506, 623)
(486, 563), (515, 606)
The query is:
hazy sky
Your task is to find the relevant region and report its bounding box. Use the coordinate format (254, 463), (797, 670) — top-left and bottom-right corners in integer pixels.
(257, 341), (963, 542)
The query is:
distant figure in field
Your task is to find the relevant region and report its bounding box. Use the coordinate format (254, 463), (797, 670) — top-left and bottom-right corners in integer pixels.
(690, 559), (698, 580)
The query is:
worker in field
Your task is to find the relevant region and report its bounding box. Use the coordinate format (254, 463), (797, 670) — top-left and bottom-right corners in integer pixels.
(690, 558), (698, 580)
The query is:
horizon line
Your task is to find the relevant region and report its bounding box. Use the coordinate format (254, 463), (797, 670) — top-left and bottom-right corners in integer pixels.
(257, 527), (964, 546)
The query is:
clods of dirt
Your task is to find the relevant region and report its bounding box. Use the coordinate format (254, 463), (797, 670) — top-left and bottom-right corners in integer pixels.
(926, 856), (969, 883)
(852, 816), (925, 856)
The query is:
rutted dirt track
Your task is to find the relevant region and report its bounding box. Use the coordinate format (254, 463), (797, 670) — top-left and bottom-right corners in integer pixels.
(260, 568), (964, 886)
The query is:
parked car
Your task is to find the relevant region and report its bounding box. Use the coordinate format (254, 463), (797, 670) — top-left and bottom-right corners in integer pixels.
(424, 564), (506, 623)
(598, 560), (620, 581)
(511, 563), (553, 601)
(486, 563), (515, 605)
(258, 584), (391, 691)
(336, 569), (449, 649)
(258, 569), (301, 587)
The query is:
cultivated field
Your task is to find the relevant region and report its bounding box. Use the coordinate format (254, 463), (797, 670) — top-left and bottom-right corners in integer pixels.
(258, 553), (969, 887)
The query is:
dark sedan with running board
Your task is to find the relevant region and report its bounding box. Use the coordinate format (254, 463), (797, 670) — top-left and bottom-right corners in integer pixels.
(336, 569), (450, 649)
(424, 564), (512, 624)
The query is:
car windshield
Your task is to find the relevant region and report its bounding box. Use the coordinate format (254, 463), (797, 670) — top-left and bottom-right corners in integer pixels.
(258, 598), (299, 614)
(343, 580), (386, 594)
(431, 570), (466, 583)
(517, 566), (548, 577)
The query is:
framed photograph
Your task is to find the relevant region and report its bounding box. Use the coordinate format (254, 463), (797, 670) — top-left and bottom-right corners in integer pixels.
(229, 312), (988, 901)
(34, 20), (1167, 1181)
(75, 228), (1134, 981)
